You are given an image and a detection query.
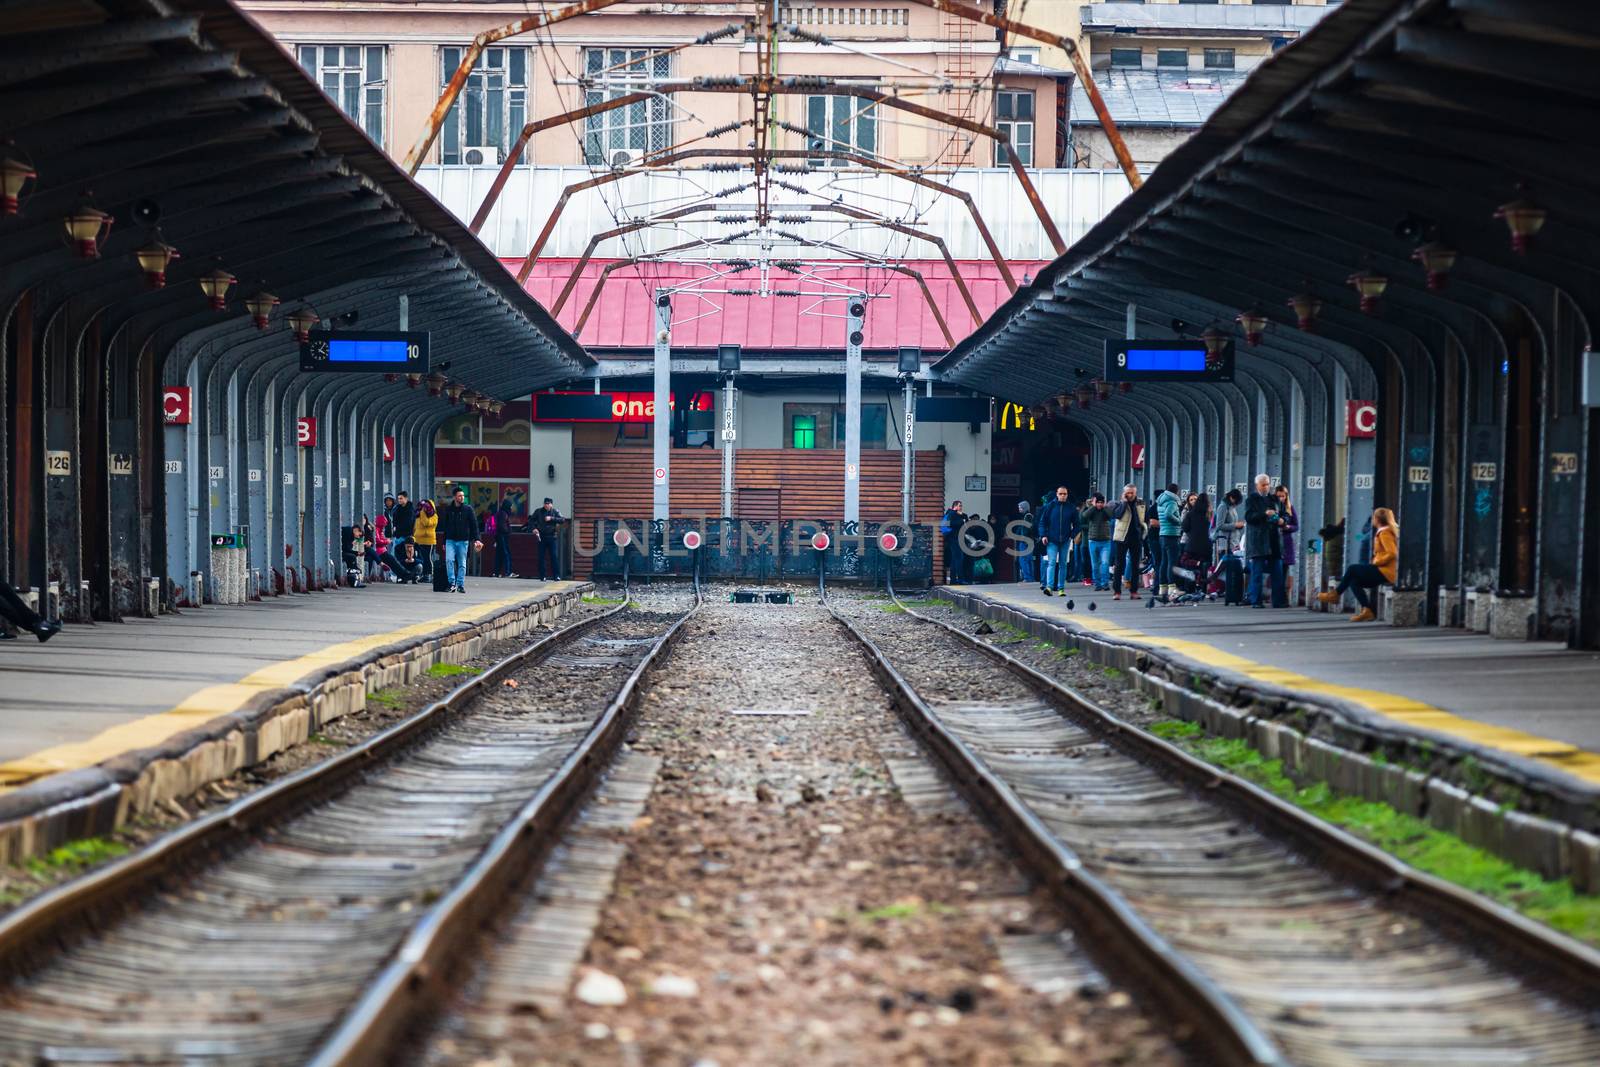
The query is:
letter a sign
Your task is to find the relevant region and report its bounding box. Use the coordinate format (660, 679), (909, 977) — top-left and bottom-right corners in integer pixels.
(1130, 443), (1147, 470)
(382, 436), (395, 463)
(296, 417), (317, 448)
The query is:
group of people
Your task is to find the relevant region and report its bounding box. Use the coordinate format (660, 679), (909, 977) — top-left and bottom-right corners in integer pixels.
(942, 476), (1398, 618)
(341, 489), (567, 592)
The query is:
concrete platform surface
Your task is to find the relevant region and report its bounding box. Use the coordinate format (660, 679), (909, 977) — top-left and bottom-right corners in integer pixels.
(0, 580), (585, 783)
(945, 583), (1600, 786)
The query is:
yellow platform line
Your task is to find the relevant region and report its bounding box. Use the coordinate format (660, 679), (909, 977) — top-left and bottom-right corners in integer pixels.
(0, 584), (580, 792)
(1003, 599), (1600, 786)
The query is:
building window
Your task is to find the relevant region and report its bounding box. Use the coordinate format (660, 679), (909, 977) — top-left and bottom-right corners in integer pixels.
(791, 414), (818, 450)
(806, 94), (877, 166)
(583, 48), (675, 166)
(994, 89), (1034, 166)
(438, 45), (529, 165)
(1157, 49), (1190, 69)
(1109, 48), (1143, 68)
(1203, 48), (1236, 69)
(833, 405), (888, 449)
(1009, 48), (1039, 64)
(298, 45), (385, 145)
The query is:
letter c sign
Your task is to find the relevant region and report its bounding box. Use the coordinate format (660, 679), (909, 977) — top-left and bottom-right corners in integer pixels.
(162, 387), (191, 425)
(1346, 400), (1377, 439)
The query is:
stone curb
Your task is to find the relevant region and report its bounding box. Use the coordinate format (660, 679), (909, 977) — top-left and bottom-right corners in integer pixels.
(936, 587), (1600, 893)
(0, 585), (591, 865)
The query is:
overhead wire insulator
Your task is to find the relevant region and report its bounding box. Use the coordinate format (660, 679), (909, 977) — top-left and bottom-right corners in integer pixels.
(729, 288), (757, 296)
(694, 76), (745, 89)
(774, 289), (802, 297)
(782, 76), (829, 89)
(696, 22), (746, 45)
(714, 214), (752, 223)
(702, 163), (744, 172)
(704, 121), (744, 139)
(773, 261), (803, 273)
(785, 26), (835, 47)
(773, 215), (812, 225)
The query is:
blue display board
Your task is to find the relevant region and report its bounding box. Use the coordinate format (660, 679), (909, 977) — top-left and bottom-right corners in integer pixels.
(301, 330), (429, 374)
(1104, 338), (1233, 382)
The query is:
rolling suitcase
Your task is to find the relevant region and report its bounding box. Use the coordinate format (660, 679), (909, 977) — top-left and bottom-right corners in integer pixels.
(432, 550), (451, 592)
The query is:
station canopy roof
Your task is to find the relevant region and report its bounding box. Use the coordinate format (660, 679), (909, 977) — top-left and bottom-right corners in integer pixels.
(2, 0), (591, 399)
(942, 0), (1600, 404)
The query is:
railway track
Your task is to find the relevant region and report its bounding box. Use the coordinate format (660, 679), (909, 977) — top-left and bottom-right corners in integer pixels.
(0, 589), (699, 1067)
(828, 588), (1600, 1067)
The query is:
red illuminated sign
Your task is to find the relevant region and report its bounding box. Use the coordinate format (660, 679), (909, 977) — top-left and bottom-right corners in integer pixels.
(434, 447), (531, 479)
(296, 417), (317, 448)
(1130, 443), (1146, 470)
(163, 387), (191, 425)
(382, 436), (395, 462)
(533, 390), (713, 423)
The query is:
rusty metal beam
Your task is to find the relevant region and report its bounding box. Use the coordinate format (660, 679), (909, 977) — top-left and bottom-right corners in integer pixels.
(898, 0), (1142, 189)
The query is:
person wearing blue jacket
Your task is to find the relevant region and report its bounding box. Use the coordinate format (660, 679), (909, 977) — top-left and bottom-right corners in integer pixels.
(1154, 482), (1183, 600)
(1036, 486), (1079, 596)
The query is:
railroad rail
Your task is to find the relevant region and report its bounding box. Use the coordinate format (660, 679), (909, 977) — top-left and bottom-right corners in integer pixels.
(827, 586), (1600, 1066)
(0, 588), (701, 1066)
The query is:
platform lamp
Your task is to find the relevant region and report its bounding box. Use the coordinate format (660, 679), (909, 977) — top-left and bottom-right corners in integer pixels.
(1413, 242), (1458, 291)
(1093, 378), (1110, 402)
(897, 346), (922, 374)
(1288, 289), (1322, 332)
(425, 373), (446, 397)
(1075, 382), (1093, 409)
(1201, 325), (1229, 370)
(1495, 188), (1546, 254)
(444, 382), (465, 405)
(198, 265), (237, 311)
(287, 306), (319, 343)
(1, 145), (36, 215)
(1347, 267), (1389, 315)
(1236, 308), (1267, 347)
(244, 290), (279, 330)
(1054, 392), (1074, 411)
(717, 343), (742, 374)
(134, 232), (179, 288)
(63, 198), (112, 258)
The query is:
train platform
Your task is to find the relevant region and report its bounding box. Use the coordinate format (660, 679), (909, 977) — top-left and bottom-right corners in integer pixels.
(0, 580), (587, 857)
(938, 583), (1600, 793)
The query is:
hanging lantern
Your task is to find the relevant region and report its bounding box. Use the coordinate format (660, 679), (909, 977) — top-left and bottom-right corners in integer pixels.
(384, 373), (399, 383)
(1093, 379), (1110, 402)
(1288, 291), (1321, 332)
(426, 373), (447, 396)
(444, 382), (465, 404)
(1494, 194), (1545, 255)
(133, 234), (179, 289)
(1200, 325), (1229, 369)
(464, 391), (483, 411)
(489, 400), (505, 417)
(2, 148), (37, 215)
(1118, 382), (1133, 394)
(1412, 242), (1458, 291)
(405, 372), (423, 389)
(64, 201), (112, 258)
(1346, 268), (1388, 315)
(243, 290), (279, 330)
(287, 306), (319, 343)
(1236, 309), (1268, 347)
(198, 266), (237, 311)
(1053, 392), (1073, 412)
(1075, 383), (1093, 406)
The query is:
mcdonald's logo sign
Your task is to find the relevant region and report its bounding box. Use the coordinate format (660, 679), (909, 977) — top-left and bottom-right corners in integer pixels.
(433, 446), (530, 480)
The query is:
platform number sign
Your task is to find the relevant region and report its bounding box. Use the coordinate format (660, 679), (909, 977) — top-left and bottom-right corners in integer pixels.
(1471, 462), (1497, 482)
(1353, 473), (1374, 490)
(248, 469), (262, 483)
(46, 451), (71, 476)
(313, 474), (324, 489)
(1305, 475), (1324, 490)
(164, 459), (182, 475)
(1407, 466), (1431, 486)
(110, 454), (134, 475)
(1551, 452), (1578, 476)
(208, 466), (224, 481)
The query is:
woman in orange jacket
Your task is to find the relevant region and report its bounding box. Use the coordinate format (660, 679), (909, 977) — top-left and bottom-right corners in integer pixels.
(1317, 507), (1398, 621)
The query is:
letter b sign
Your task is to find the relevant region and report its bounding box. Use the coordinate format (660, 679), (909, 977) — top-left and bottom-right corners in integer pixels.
(296, 417), (317, 448)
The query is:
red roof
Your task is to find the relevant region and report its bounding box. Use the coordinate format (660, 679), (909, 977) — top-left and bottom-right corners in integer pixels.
(508, 258), (1047, 351)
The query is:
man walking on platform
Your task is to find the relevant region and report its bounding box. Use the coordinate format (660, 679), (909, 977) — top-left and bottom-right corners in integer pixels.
(438, 487), (482, 594)
(1036, 486), (1077, 596)
(531, 497), (563, 580)
(1109, 484), (1149, 601)
(1079, 493), (1113, 591)
(1245, 474), (1287, 608)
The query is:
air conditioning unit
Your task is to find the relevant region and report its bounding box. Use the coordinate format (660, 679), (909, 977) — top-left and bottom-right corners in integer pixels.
(609, 149), (633, 170)
(462, 144), (504, 166)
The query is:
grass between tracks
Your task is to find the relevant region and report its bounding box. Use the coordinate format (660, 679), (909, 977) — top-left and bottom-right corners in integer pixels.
(1149, 720), (1600, 947)
(582, 593), (626, 605)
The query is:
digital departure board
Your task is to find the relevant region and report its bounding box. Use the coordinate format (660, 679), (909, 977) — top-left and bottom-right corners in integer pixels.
(300, 330), (429, 374)
(1104, 338), (1233, 382)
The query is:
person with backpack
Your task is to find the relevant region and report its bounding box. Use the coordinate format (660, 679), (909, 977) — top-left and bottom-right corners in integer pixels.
(438, 487), (482, 593)
(412, 499), (438, 581)
(940, 500), (967, 584)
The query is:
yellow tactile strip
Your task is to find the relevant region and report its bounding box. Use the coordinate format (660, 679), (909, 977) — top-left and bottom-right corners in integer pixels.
(0, 584), (583, 791)
(958, 591), (1600, 788)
